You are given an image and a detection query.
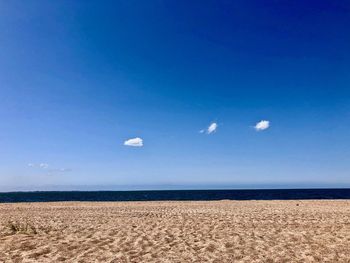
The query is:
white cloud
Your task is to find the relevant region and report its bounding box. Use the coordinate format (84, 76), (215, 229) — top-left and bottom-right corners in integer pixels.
(201, 122), (218, 134)
(59, 168), (71, 172)
(28, 163), (49, 169)
(27, 163), (71, 175)
(39, 163), (49, 169)
(46, 168), (72, 176)
(48, 168), (72, 173)
(255, 120), (270, 131)
(124, 137), (143, 147)
(200, 122), (218, 134)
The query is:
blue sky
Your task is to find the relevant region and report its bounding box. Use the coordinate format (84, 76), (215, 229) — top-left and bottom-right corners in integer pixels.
(0, 1), (349, 191)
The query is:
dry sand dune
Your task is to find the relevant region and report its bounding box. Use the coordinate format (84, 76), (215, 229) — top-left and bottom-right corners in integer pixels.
(0, 200), (350, 262)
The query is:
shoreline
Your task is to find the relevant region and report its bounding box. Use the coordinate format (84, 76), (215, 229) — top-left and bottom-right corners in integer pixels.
(1, 199), (350, 207)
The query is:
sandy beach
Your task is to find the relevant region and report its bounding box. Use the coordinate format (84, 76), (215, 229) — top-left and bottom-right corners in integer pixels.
(0, 200), (349, 262)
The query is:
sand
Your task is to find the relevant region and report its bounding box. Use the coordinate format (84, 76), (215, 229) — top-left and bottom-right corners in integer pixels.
(0, 200), (350, 262)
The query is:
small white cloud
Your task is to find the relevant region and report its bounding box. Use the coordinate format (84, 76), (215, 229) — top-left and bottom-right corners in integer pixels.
(255, 120), (270, 131)
(124, 137), (143, 147)
(39, 163), (49, 169)
(60, 168), (71, 172)
(207, 122), (218, 134)
(200, 122), (218, 134)
(48, 168), (72, 173)
(28, 163), (70, 175)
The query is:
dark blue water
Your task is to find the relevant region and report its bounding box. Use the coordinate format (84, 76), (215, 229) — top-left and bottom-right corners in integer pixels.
(1, 189), (350, 203)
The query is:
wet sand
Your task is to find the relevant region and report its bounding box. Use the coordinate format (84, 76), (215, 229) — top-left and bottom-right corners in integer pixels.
(0, 200), (350, 262)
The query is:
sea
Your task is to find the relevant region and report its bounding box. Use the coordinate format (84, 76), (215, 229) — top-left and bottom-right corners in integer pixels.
(0, 188), (350, 203)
